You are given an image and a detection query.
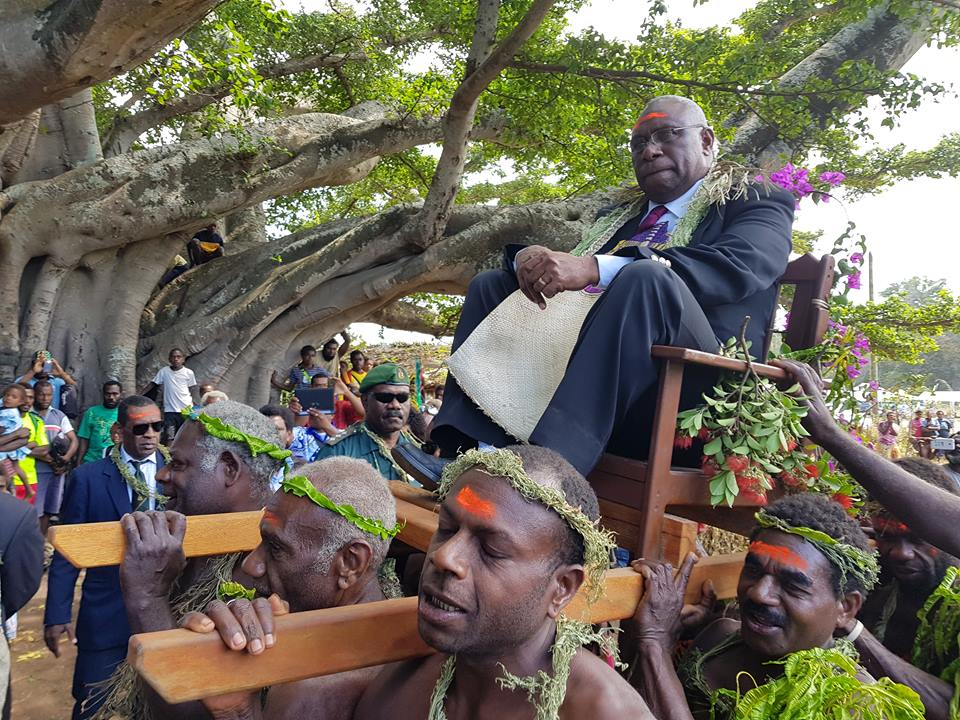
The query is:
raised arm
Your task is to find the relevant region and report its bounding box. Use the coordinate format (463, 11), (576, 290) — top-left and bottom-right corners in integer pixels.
(338, 329), (352, 357)
(850, 626), (953, 720)
(774, 359), (960, 559)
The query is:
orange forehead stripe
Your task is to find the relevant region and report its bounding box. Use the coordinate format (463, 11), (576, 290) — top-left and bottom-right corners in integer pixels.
(749, 540), (808, 571)
(128, 410), (152, 420)
(634, 111), (668, 128)
(262, 509), (282, 527)
(456, 486), (496, 521)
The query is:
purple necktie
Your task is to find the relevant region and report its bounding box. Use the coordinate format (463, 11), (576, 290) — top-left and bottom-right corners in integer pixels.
(629, 204), (669, 243)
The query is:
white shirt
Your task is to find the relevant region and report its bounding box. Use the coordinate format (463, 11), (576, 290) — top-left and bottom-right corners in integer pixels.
(152, 365), (197, 412)
(120, 446), (160, 510)
(594, 177), (705, 288)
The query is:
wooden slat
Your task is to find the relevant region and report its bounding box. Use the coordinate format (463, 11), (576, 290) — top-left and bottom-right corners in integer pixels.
(49, 511), (264, 569)
(651, 346), (789, 380)
(661, 514), (698, 566)
(50, 497), (439, 568)
(130, 555), (745, 704)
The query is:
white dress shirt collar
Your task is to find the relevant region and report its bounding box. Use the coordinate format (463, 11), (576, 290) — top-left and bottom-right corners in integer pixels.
(647, 176), (705, 222)
(120, 446), (157, 466)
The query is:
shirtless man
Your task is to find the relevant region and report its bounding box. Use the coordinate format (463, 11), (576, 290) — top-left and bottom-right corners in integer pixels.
(630, 493), (924, 719)
(95, 400), (288, 719)
(182, 457), (400, 720)
(355, 445), (654, 720)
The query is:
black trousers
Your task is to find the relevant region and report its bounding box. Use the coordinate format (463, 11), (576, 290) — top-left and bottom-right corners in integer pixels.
(432, 261), (720, 475)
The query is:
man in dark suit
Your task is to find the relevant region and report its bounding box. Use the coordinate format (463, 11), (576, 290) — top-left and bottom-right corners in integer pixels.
(43, 395), (164, 719)
(431, 95), (795, 475)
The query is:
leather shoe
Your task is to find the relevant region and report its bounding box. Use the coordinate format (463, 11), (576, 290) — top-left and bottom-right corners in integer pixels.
(392, 444), (450, 491)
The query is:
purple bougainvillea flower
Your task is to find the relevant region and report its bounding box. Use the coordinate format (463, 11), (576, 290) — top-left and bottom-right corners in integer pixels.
(819, 171), (846, 186)
(846, 271), (862, 290)
(850, 252), (864, 264)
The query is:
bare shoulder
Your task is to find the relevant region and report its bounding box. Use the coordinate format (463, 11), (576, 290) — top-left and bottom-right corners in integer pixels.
(561, 650), (654, 720)
(353, 655), (447, 720)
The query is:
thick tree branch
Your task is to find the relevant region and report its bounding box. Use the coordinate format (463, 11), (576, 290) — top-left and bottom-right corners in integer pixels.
(365, 300), (457, 337)
(102, 50), (368, 155)
(411, 0), (558, 249)
(0, 0), (222, 125)
(725, 4), (934, 166)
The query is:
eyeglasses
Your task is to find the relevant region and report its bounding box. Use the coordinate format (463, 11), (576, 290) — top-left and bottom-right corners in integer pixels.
(132, 421), (164, 435)
(630, 124), (705, 153)
(373, 392), (410, 404)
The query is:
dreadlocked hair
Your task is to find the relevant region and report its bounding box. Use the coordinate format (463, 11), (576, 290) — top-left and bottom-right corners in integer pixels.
(506, 445), (601, 569)
(751, 493), (872, 597)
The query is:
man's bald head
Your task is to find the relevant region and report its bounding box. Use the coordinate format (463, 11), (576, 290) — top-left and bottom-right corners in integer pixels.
(635, 95), (708, 130)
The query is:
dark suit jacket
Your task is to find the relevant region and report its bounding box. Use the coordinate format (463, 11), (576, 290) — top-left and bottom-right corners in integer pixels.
(0, 492), (44, 622)
(44, 453), (166, 651)
(505, 184), (795, 355)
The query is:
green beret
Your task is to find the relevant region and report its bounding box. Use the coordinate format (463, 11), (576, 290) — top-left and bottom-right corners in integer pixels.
(359, 363), (409, 393)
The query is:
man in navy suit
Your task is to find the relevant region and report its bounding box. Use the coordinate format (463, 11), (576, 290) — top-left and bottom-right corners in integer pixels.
(44, 395), (164, 719)
(431, 95), (794, 474)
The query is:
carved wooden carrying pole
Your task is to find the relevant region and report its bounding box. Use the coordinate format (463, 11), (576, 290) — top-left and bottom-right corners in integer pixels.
(129, 555), (745, 704)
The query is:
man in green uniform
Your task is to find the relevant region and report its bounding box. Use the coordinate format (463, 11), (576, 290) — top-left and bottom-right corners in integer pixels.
(316, 363), (417, 482)
(77, 381), (122, 463)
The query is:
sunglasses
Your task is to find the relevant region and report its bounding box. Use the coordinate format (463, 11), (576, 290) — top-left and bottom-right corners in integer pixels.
(132, 421), (164, 435)
(373, 392), (410, 404)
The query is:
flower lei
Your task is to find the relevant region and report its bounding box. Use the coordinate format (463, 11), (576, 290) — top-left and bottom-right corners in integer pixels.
(281, 474), (404, 540)
(427, 617), (618, 720)
(755, 509), (879, 591)
(110, 443), (172, 508)
(570, 160), (758, 258)
(181, 407), (291, 462)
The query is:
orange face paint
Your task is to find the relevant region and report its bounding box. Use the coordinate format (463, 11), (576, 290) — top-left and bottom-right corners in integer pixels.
(749, 540), (808, 571)
(633, 111), (668, 129)
(262, 509), (282, 528)
(456, 486), (496, 521)
(127, 410), (151, 421)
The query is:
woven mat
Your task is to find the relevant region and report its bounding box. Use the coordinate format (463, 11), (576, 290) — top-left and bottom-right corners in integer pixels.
(447, 290), (598, 441)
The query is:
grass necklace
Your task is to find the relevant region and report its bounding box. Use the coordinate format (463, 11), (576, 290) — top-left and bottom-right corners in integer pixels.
(110, 443), (172, 508)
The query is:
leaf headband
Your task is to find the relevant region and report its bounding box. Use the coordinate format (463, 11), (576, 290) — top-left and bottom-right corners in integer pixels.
(755, 509), (880, 591)
(281, 475), (403, 541)
(182, 407), (292, 462)
(438, 449), (616, 603)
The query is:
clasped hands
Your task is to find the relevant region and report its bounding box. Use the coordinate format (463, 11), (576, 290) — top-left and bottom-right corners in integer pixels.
(515, 246), (600, 309)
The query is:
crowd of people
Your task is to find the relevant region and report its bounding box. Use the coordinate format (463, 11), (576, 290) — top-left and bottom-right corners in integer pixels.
(2, 94), (959, 720)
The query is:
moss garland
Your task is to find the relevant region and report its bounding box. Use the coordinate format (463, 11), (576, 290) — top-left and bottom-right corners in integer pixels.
(427, 617), (616, 720)
(438, 449), (616, 603)
(181, 407), (291, 461)
(109, 443), (172, 508)
(755, 509), (879, 592)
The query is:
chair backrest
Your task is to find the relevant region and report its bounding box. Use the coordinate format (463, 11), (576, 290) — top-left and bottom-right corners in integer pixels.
(763, 253), (835, 358)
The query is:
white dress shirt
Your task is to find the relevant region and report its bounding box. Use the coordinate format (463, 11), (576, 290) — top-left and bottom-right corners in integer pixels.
(120, 446), (160, 510)
(594, 177), (705, 288)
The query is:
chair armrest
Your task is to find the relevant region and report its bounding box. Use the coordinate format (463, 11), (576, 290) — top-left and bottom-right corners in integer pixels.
(651, 346), (788, 380)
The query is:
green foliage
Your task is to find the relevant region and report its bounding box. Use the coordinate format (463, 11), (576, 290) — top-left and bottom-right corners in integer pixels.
(89, 0), (960, 233)
(676, 336), (811, 507)
(715, 641), (925, 719)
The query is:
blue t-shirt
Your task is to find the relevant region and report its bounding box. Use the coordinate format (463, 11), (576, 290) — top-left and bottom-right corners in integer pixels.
(17, 375), (66, 409)
(287, 365), (329, 389)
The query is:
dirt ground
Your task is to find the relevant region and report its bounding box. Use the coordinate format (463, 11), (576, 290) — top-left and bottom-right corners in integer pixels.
(9, 573), (80, 719)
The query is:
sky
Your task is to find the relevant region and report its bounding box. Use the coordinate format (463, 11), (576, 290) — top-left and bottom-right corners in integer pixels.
(313, 0), (960, 343)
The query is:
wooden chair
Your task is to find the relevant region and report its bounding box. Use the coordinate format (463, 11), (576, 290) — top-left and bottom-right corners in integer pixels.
(588, 253), (835, 561)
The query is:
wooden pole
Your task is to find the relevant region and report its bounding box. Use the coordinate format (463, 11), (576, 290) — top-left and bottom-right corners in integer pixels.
(129, 554), (745, 704)
(49, 498), (438, 568)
